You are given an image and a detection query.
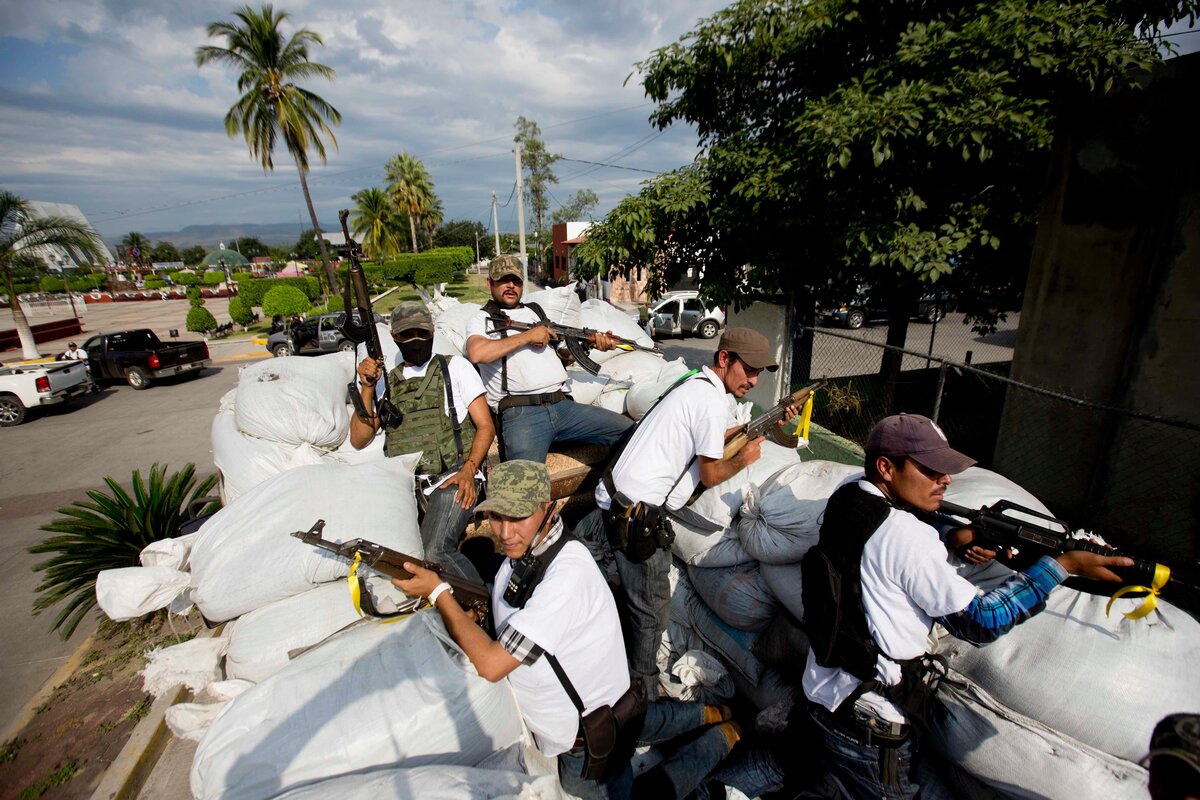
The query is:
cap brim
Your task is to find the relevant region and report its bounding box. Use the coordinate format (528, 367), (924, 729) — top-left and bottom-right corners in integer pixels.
(910, 447), (976, 475)
(739, 356), (779, 372)
(474, 496), (540, 519)
(491, 270), (523, 281)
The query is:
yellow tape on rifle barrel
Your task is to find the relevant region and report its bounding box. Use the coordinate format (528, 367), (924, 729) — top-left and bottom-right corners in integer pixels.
(799, 392), (815, 441)
(1105, 563), (1171, 620)
(347, 552), (413, 625)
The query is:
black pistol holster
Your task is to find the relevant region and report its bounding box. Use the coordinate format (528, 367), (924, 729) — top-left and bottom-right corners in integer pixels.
(602, 495), (675, 564)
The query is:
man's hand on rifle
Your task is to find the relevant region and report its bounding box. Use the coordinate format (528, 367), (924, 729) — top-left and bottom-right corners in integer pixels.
(779, 402), (802, 428)
(356, 356), (385, 386)
(439, 463), (478, 509)
(734, 434), (764, 469)
(523, 324), (555, 349)
(393, 561), (441, 600)
(945, 527), (1005, 565)
(1055, 549), (1134, 583)
(588, 329), (617, 352)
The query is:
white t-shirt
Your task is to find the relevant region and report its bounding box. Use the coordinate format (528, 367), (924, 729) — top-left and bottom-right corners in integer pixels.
(803, 480), (979, 721)
(64, 349), (87, 360)
(465, 305), (568, 409)
(493, 531), (629, 757)
(596, 367), (727, 511)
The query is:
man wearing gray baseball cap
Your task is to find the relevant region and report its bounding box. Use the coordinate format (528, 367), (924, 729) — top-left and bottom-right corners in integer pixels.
(799, 413), (1133, 799)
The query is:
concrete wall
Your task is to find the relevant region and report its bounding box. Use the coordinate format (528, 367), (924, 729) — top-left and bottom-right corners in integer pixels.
(994, 54), (1199, 561)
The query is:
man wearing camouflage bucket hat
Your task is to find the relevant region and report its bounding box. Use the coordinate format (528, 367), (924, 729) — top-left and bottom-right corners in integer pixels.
(395, 460), (741, 798)
(465, 254), (631, 462)
(350, 301), (496, 582)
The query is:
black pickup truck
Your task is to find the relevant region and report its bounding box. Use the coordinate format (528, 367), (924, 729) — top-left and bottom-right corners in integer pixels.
(82, 329), (212, 390)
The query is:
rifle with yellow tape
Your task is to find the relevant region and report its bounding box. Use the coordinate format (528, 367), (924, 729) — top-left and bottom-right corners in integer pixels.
(722, 380), (826, 461)
(291, 519), (491, 628)
(933, 499), (1197, 619)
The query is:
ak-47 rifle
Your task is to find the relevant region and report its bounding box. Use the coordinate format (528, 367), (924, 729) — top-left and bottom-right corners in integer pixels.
(292, 519), (492, 627)
(336, 209), (401, 429)
(932, 499), (1198, 614)
(488, 316), (662, 376)
(722, 380), (826, 460)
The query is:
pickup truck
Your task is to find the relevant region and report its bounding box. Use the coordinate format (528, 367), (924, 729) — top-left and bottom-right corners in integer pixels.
(82, 329), (212, 390)
(266, 312), (382, 357)
(0, 360), (91, 426)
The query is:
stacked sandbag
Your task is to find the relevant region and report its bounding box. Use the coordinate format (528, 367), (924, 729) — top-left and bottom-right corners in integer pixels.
(579, 298), (655, 366)
(687, 562), (779, 633)
(428, 297), (482, 357)
(522, 286), (583, 327)
(212, 407), (327, 503)
(656, 561), (736, 704)
(270, 764), (565, 800)
(624, 358), (693, 421)
(736, 461), (861, 564)
(234, 353), (355, 448)
(191, 613), (525, 800)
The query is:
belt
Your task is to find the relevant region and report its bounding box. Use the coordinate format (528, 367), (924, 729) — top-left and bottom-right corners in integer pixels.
(497, 391), (569, 413)
(808, 701), (910, 748)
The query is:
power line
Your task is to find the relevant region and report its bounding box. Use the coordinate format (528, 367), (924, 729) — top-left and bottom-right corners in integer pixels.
(558, 157), (662, 175)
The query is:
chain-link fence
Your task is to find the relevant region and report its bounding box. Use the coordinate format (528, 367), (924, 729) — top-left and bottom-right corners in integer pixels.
(801, 324), (1200, 602)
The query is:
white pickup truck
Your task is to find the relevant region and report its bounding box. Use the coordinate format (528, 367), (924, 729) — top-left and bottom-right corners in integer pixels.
(0, 359), (91, 426)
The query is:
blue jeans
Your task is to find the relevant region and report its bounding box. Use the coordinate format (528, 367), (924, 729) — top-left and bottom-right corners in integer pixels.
(558, 700), (728, 800)
(808, 704), (919, 800)
(614, 548), (671, 691)
(500, 399), (631, 462)
(418, 479), (483, 585)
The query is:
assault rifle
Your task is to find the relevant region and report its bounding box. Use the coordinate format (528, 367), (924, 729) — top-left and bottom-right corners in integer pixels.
(722, 380), (826, 460)
(933, 499), (1197, 610)
(292, 519), (492, 627)
(488, 316), (662, 376)
(336, 209), (402, 429)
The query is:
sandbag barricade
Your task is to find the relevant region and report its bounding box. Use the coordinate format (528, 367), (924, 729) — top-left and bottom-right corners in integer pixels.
(234, 353), (355, 449)
(579, 298), (655, 367)
(269, 764), (565, 800)
(687, 562), (779, 633)
(736, 461), (861, 564)
(212, 407), (326, 504)
(190, 612), (525, 800)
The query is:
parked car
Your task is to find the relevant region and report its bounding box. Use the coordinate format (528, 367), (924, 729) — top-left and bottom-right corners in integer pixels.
(266, 312), (384, 357)
(637, 291), (726, 340)
(82, 329), (211, 389)
(819, 285), (956, 330)
(0, 359), (92, 425)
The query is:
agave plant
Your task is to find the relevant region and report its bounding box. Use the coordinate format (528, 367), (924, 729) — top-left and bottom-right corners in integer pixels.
(29, 463), (219, 639)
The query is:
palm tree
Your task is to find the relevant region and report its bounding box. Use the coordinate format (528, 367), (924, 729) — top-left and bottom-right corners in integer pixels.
(119, 231), (151, 265)
(1, 191), (106, 360)
(350, 187), (403, 260)
(385, 152), (434, 253)
(196, 4), (342, 293)
(422, 195), (444, 250)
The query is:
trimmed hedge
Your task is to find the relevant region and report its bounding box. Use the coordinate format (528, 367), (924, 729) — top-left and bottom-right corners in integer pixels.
(236, 276), (321, 306)
(144, 279), (167, 290)
(187, 306), (217, 333)
(169, 271), (200, 286)
(415, 261), (455, 286)
(228, 295), (255, 326)
(202, 271), (226, 286)
(232, 271), (254, 282)
(39, 276), (65, 292)
(262, 285), (312, 318)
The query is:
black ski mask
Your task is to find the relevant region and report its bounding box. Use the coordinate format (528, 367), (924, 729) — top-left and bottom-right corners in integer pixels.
(396, 335), (434, 366)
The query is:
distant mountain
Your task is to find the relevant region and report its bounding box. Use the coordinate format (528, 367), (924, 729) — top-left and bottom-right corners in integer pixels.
(102, 221), (340, 250)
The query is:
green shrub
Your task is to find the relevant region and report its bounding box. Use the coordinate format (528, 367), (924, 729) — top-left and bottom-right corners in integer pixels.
(415, 260), (455, 286)
(186, 286), (203, 307)
(144, 279), (167, 290)
(39, 276), (65, 293)
(228, 295), (255, 327)
(262, 285), (312, 318)
(236, 276), (321, 306)
(202, 271), (226, 286)
(29, 464), (219, 639)
(324, 295), (345, 313)
(187, 306), (217, 332)
(424, 246), (474, 271)
(169, 271), (199, 286)
(232, 271), (254, 283)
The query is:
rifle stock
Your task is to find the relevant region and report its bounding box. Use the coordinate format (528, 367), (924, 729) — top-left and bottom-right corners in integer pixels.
(722, 380), (826, 461)
(490, 317), (661, 376)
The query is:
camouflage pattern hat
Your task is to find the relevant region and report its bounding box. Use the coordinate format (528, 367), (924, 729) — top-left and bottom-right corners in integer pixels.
(475, 459), (550, 519)
(489, 254), (524, 282)
(389, 302), (433, 336)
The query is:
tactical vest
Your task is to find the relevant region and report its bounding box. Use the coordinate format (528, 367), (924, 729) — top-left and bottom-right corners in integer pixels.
(383, 355), (476, 476)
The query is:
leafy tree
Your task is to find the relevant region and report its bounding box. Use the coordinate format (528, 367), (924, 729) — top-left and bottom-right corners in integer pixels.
(231, 236), (269, 259)
(267, 245), (290, 266)
(187, 285), (204, 307)
(552, 189), (599, 224)
(196, 3), (342, 293)
(2, 191), (105, 358)
(119, 232), (151, 264)
(228, 294), (256, 327)
(29, 463), (218, 639)
(351, 186), (403, 259)
(514, 116), (561, 241)
(385, 151), (435, 253)
(262, 283), (311, 317)
(182, 244), (208, 266)
(422, 195), (444, 250)
(151, 241), (181, 264)
(39, 275), (65, 293)
(435, 219), (488, 253)
(187, 306), (218, 332)
(578, 0), (1194, 397)
(294, 227), (321, 260)
(323, 295), (344, 313)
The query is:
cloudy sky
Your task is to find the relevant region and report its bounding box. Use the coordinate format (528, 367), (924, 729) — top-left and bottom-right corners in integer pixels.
(0, 0), (730, 241)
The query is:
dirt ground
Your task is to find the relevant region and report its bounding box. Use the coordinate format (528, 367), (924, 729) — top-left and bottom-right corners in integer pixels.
(0, 613), (200, 800)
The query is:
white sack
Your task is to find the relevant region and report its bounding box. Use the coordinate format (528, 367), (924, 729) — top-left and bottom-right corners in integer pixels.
(687, 441), (802, 530)
(212, 407), (327, 503)
(141, 636), (229, 698)
(431, 301), (482, 357)
(234, 353), (355, 448)
(594, 387), (629, 415)
(165, 680), (254, 742)
(271, 764), (565, 800)
(597, 349), (667, 386)
(139, 532), (200, 570)
(758, 561), (806, 621)
(684, 579), (764, 685)
(96, 566), (192, 621)
(322, 421), (387, 466)
(935, 588), (1200, 763)
(669, 519), (751, 568)
(625, 359), (693, 421)
(522, 286), (583, 327)
(736, 461), (862, 564)
(564, 366), (615, 407)
(943, 465), (1052, 517)
(928, 674), (1147, 800)
(191, 613), (524, 800)
(223, 582), (363, 683)
(189, 456), (421, 622)
(580, 298), (656, 366)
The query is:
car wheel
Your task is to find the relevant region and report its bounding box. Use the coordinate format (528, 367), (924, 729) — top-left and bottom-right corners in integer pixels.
(697, 319), (720, 339)
(0, 394), (26, 426)
(125, 367), (151, 390)
(925, 304), (945, 324)
(273, 343), (293, 358)
(846, 309), (866, 330)
(337, 340), (355, 353)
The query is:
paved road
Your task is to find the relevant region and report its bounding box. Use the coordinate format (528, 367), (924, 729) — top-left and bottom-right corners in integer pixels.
(0, 299), (266, 735)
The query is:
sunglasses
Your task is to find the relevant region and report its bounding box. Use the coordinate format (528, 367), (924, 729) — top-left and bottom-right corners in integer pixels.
(393, 329), (433, 342)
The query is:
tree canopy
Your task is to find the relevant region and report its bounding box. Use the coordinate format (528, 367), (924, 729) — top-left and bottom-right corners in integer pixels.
(385, 152), (436, 254)
(351, 186), (403, 259)
(514, 116), (560, 239)
(577, 0), (1197, 326)
(552, 189), (600, 224)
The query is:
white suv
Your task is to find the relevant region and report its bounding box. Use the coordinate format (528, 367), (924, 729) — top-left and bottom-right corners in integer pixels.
(638, 291), (726, 340)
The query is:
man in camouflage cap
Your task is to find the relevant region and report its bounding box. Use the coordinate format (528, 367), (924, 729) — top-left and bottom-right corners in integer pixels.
(350, 300), (496, 583)
(465, 254), (631, 462)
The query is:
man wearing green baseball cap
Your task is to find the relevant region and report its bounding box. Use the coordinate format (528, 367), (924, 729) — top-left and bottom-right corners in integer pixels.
(395, 460), (740, 798)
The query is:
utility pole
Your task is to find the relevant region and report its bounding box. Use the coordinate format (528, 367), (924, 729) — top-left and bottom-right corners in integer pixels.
(514, 143), (528, 284)
(491, 192), (501, 257)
